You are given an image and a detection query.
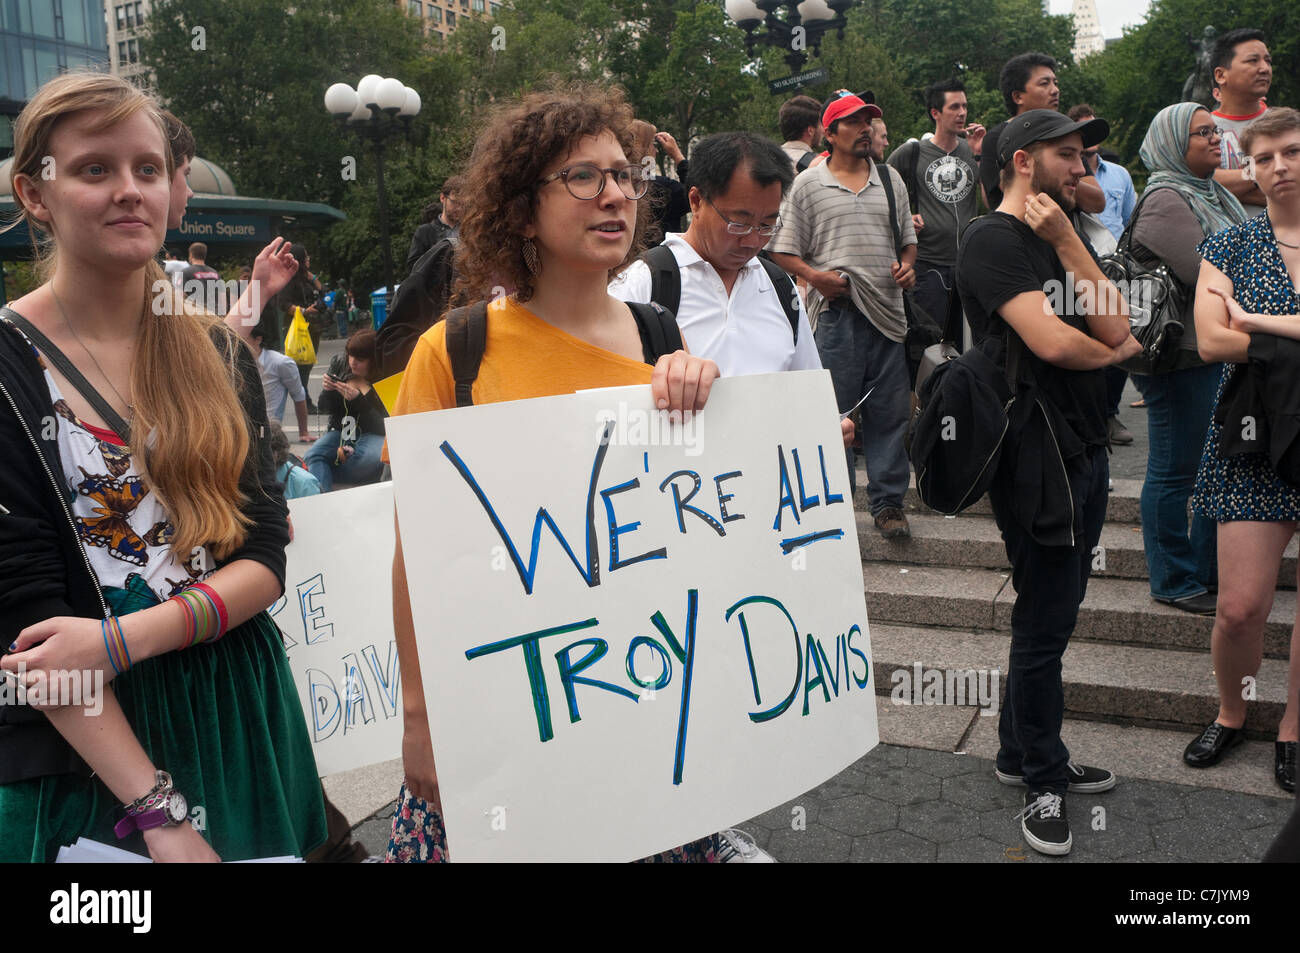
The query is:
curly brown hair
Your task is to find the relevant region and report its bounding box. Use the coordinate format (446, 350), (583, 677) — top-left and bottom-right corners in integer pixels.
(452, 83), (650, 305)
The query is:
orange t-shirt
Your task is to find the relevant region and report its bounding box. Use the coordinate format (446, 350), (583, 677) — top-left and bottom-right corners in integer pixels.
(381, 297), (652, 461)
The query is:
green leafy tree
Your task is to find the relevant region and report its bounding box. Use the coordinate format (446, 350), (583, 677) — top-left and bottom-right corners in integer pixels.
(143, 0), (430, 293)
(634, 2), (755, 144)
(143, 0), (423, 208)
(1078, 0), (1300, 165)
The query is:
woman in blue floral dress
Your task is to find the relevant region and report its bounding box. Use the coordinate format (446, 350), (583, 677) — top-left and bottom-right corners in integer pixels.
(1186, 107), (1300, 793)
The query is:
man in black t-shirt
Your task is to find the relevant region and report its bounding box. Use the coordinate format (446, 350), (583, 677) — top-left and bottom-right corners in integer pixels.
(180, 242), (224, 314)
(957, 110), (1141, 857)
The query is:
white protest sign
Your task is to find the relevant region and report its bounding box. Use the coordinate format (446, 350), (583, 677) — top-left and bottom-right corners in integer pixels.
(271, 482), (402, 777)
(386, 371), (876, 861)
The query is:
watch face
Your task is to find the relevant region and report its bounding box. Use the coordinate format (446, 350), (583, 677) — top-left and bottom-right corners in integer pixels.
(165, 791), (189, 825)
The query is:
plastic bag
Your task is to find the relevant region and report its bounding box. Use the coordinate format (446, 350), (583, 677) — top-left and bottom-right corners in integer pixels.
(284, 306), (316, 366)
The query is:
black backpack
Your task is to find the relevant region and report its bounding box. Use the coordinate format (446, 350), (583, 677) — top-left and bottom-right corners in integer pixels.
(642, 244), (801, 344)
(444, 299), (684, 407)
(909, 331), (1022, 515)
(375, 234), (458, 379)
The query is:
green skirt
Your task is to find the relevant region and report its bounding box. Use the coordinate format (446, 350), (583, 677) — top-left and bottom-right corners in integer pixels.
(0, 594), (327, 863)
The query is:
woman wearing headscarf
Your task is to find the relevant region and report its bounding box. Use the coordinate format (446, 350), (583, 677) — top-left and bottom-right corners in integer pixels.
(1128, 102), (1248, 615)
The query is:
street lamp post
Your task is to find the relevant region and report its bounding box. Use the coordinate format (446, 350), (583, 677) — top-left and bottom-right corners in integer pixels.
(725, 0), (856, 72)
(324, 75), (422, 309)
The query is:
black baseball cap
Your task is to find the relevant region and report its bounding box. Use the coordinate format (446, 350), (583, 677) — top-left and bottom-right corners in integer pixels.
(997, 109), (1110, 168)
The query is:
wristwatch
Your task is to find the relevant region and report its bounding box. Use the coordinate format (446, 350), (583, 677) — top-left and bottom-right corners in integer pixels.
(114, 771), (190, 838)
(114, 788), (189, 837)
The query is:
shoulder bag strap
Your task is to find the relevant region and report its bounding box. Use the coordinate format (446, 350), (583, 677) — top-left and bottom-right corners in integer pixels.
(879, 163), (922, 329)
(0, 307), (131, 439)
(878, 162), (904, 260)
(1116, 185), (1172, 256)
(908, 141), (921, 214)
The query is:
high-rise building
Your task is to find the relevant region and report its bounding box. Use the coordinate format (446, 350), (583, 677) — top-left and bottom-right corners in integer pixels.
(106, 0), (147, 79)
(1070, 0), (1106, 60)
(403, 0), (500, 41)
(2, 1), (110, 154)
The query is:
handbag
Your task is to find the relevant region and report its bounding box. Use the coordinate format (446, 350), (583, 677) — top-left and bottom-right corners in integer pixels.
(284, 305), (316, 366)
(1097, 188), (1190, 375)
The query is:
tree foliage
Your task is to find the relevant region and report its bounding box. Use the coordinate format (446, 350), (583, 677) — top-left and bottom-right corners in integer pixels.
(1077, 0), (1300, 167)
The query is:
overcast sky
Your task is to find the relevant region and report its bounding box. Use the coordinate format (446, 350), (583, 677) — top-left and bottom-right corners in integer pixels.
(1048, 0), (1150, 39)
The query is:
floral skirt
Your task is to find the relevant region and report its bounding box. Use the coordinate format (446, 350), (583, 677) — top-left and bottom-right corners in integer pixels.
(1192, 363), (1300, 522)
(384, 782), (718, 863)
(0, 597), (327, 863)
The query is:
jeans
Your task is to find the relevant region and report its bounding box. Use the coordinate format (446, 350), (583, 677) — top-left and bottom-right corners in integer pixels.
(298, 362), (313, 404)
(336, 309), (349, 338)
(911, 262), (955, 332)
(813, 301), (911, 511)
(989, 445), (1109, 792)
(304, 431), (385, 492)
(1131, 363), (1220, 600)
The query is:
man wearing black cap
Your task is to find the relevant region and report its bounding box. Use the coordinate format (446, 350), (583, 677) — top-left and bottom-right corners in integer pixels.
(956, 109), (1141, 856)
(770, 91), (918, 541)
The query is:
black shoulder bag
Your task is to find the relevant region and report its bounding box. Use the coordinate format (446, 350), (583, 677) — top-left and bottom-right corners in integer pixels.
(1097, 187), (1191, 375)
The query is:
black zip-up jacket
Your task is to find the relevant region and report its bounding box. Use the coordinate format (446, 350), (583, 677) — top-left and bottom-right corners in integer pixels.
(1217, 334), (1300, 488)
(0, 311), (290, 784)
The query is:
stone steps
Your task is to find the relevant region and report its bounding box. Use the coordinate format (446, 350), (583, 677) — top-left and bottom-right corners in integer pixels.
(868, 622), (1290, 734)
(857, 511), (1298, 589)
(862, 562), (1294, 660)
(855, 476), (1146, 525)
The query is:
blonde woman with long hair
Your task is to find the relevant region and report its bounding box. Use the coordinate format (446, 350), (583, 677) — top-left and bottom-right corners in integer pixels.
(0, 73), (325, 861)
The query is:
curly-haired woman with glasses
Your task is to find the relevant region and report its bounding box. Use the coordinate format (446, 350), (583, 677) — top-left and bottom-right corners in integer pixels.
(382, 83), (725, 862)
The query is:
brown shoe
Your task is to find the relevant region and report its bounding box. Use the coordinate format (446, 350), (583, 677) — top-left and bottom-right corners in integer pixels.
(874, 507), (910, 540)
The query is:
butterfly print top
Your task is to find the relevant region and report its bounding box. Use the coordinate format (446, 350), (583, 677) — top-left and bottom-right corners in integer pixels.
(45, 371), (213, 603)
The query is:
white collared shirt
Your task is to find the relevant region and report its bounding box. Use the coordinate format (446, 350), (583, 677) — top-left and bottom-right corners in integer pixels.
(608, 234), (822, 378)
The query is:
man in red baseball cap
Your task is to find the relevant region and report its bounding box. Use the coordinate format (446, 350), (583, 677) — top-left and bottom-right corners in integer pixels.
(769, 89), (919, 540)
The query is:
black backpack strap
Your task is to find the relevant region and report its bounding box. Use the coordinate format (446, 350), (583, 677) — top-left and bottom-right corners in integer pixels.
(795, 151), (814, 172)
(445, 299), (488, 408)
(1, 307), (131, 439)
(643, 244), (682, 318)
(757, 257), (800, 345)
(1005, 329), (1024, 392)
(878, 163), (905, 260)
(627, 300), (683, 363)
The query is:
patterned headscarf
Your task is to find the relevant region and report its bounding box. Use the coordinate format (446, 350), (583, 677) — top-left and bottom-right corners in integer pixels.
(1139, 102), (1248, 238)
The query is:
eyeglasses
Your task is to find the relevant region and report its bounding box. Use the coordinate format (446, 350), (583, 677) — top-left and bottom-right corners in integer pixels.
(705, 198), (781, 237)
(536, 163), (650, 200)
(1190, 125), (1224, 141)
